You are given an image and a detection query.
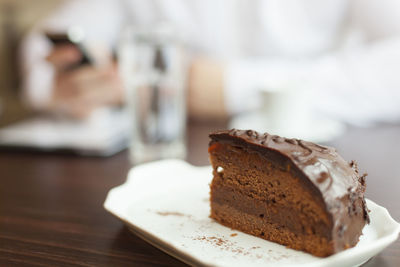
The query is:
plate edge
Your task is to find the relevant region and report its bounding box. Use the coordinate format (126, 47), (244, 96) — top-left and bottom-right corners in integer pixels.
(104, 205), (213, 267)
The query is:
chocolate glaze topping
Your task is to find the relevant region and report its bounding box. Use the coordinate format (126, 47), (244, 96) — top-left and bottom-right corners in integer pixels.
(209, 129), (370, 245)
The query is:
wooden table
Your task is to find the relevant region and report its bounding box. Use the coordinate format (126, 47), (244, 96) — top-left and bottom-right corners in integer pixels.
(0, 120), (399, 266)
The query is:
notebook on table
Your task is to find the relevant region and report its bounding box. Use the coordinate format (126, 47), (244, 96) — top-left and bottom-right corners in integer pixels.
(0, 108), (131, 156)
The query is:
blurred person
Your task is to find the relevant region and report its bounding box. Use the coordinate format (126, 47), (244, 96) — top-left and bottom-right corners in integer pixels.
(20, 0), (400, 124)
(44, 45), (123, 118)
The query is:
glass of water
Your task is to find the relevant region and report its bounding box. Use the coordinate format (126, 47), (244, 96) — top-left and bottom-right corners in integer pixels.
(118, 24), (187, 164)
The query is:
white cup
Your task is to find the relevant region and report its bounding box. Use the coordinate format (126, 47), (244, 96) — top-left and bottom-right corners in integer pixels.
(259, 84), (312, 134)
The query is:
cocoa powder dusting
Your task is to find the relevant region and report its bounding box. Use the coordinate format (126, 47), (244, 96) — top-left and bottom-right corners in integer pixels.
(156, 211), (185, 217)
(191, 235), (293, 262)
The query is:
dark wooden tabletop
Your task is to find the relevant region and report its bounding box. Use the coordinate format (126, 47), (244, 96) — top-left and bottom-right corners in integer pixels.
(0, 120), (399, 266)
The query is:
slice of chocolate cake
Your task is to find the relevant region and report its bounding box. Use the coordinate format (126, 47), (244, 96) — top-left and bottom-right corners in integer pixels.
(208, 129), (369, 257)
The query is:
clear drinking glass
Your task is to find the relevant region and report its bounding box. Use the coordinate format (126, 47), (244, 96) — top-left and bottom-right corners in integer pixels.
(118, 24), (187, 164)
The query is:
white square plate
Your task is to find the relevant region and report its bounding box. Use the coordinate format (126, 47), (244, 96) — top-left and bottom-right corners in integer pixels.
(104, 159), (400, 267)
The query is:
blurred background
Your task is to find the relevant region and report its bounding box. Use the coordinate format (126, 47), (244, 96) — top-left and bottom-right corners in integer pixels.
(0, 0), (64, 125)
(1, 0), (400, 160)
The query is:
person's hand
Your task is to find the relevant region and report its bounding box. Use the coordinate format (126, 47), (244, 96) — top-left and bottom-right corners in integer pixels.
(46, 45), (124, 118)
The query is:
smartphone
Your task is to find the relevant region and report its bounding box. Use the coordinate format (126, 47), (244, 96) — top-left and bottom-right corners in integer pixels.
(45, 32), (92, 70)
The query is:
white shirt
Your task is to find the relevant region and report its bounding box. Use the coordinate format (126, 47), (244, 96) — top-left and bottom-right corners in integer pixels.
(20, 0), (400, 125)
